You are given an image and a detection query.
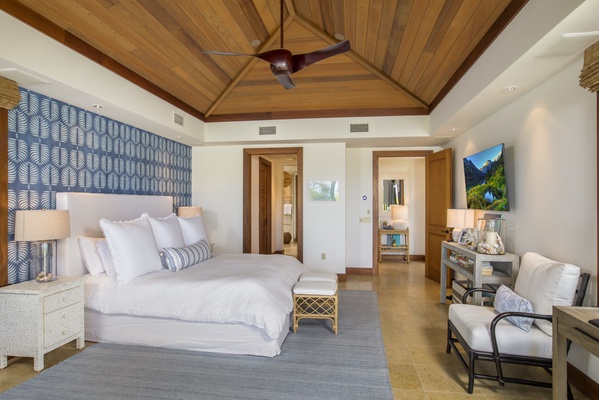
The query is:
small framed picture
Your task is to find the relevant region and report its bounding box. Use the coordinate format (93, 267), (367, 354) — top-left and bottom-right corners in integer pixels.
(381, 221), (388, 229)
(457, 229), (470, 245)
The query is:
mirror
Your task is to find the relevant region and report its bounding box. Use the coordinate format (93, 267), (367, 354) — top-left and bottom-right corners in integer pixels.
(382, 179), (404, 211)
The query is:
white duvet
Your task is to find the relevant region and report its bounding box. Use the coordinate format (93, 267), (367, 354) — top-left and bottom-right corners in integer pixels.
(83, 253), (307, 339)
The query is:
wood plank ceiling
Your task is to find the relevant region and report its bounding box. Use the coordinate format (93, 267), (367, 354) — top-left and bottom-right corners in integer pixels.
(0, 0), (526, 122)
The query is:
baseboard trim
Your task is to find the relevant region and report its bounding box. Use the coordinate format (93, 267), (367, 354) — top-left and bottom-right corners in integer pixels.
(568, 362), (599, 400)
(346, 268), (374, 276)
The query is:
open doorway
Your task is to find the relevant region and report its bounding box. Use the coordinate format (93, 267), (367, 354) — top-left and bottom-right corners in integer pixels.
(243, 148), (303, 262)
(372, 150), (432, 275)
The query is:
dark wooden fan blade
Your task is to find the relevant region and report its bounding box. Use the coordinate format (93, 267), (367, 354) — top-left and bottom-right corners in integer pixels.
(291, 40), (351, 74)
(255, 49), (293, 68)
(203, 50), (253, 56)
(273, 70), (296, 90)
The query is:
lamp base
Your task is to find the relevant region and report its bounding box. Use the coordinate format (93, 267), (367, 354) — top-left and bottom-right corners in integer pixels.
(31, 241), (57, 282)
(452, 228), (461, 242)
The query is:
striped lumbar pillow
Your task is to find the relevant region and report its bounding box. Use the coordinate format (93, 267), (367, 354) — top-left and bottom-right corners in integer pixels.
(160, 238), (212, 272)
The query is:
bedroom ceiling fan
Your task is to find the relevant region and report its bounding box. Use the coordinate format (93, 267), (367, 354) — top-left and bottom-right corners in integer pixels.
(203, 0), (350, 90)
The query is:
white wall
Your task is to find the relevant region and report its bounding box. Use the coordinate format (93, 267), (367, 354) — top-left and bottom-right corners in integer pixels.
(192, 143), (346, 274)
(345, 149), (432, 269)
(444, 59), (598, 382)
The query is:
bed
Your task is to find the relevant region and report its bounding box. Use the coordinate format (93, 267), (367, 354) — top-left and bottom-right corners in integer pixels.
(56, 193), (307, 357)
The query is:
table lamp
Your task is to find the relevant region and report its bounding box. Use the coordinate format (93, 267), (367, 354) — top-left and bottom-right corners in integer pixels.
(14, 210), (71, 282)
(446, 209), (474, 242)
(177, 206), (203, 218)
(390, 205), (409, 229)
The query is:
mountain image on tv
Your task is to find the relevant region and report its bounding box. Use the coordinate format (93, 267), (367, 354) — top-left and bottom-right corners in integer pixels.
(463, 144), (509, 211)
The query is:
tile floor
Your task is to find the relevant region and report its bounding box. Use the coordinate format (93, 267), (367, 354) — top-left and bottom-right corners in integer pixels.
(339, 259), (590, 399)
(0, 259), (591, 399)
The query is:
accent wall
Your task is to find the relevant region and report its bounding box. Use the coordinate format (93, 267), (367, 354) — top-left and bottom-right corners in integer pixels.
(7, 88), (192, 284)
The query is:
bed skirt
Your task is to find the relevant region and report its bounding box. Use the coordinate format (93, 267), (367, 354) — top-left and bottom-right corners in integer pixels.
(84, 309), (291, 357)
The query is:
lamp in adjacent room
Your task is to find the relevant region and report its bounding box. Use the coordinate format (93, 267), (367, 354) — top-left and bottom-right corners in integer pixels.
(177, 206), (203, 218)
(14, 210), (71, 282)
(390, 205), (409, 229)
(446, 209), (474, 242)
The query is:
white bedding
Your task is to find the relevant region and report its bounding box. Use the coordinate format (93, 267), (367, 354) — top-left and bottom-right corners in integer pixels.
(83, 253), (307, 339)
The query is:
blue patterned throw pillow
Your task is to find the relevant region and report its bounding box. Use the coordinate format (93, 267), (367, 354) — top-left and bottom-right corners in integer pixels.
(160, 239), (212, 272)
(494, 285), (534, 332)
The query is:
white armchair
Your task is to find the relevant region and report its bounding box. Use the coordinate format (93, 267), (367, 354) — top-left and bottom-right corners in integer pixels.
(446, 252), (590, 395)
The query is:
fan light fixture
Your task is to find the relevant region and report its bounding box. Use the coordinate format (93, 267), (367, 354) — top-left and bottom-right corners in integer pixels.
(203, 0), (351, 89)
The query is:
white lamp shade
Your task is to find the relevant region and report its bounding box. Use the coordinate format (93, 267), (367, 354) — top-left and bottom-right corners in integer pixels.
(390, 205), (408, 221)
(446, 209), (474, 228)
(14, 210), (70, 241)
(177, 206), (203, 218)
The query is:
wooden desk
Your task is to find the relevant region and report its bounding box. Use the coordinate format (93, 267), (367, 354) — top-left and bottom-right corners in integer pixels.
(552, 306), (599, 400)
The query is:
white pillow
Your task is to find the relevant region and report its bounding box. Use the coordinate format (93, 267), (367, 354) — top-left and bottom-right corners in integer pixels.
(178, 215), (209, 246)
(77, 236), (105, 276)
(99, 216), (163, 285)
(96, 239), (117, 279)
(514, 252), (580, 336)
(143, 213), (185, 250)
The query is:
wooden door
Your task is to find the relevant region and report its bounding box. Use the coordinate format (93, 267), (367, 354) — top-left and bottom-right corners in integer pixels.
(425, 149), (452, 284)
(258, 157), (272, 254)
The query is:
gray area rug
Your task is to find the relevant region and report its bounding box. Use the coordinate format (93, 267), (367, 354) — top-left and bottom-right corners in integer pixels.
(1, 290), (392, 400)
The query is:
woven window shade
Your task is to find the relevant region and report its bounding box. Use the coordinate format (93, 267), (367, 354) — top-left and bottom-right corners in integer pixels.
(580, 40), (599, 93)
(0, 76), (21, 109)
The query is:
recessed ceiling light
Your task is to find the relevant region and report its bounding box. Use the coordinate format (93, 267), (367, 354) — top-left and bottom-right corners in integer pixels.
(450, 128), (458, 132)
(91, 104), (104, 109)
(175, 136), (183, 139)
(502, 86), (518, 93)
(250, 39), (261, 47)
(334, 33), (345, 41)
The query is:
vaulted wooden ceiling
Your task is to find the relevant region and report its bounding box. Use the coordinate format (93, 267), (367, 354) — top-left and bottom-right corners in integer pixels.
(1, 0), (526, 122)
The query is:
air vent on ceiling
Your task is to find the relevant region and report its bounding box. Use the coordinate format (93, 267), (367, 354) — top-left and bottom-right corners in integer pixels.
(173, 112), (184, 127)
(350, 123), (369, 133)
(259, 126), (277, 135)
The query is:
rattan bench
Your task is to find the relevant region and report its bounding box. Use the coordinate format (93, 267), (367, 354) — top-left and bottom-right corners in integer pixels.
(293, 279), (338, 334)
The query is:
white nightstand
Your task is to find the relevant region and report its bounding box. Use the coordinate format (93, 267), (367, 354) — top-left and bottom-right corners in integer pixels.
(0, 276), (84, 371)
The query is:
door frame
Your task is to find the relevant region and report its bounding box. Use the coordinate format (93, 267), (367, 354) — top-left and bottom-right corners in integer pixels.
(372, 150), (433, 275)
(258, 157), (272, 254)
(243, 147), (303, 262)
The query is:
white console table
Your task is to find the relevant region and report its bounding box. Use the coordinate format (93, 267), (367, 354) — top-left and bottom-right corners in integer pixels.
(440, 241), (519, 305)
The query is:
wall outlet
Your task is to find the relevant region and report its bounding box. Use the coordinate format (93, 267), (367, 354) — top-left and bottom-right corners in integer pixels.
(321, 253), (326, 260)
(359, 216), (371, 223)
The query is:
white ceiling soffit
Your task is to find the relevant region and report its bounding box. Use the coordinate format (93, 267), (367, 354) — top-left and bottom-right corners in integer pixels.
(430, 0), (598, 138)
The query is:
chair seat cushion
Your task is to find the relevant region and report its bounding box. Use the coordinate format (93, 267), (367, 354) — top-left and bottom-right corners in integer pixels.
(449, 303), (552, 358)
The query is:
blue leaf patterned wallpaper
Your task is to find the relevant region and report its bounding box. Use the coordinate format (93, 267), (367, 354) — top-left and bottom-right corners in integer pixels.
(7, 88), (192, 283)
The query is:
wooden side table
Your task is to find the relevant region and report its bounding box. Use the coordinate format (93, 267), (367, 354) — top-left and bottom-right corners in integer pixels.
(378, 228), (409, 263)
(552, 306), (599, 400)
(0, 276), (85, 371)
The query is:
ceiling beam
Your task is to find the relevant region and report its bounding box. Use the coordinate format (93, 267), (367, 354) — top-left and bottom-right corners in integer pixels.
(293, 14), (429, 111)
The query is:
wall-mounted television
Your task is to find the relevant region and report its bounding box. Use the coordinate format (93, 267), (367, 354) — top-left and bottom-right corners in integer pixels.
(463, 143), (509, 211)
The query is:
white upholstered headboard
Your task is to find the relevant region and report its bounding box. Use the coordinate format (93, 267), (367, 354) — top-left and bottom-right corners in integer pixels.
(56, 193), (173, 277)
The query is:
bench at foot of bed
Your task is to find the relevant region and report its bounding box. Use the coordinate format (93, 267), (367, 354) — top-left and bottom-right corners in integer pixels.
(292, 279), (338, 334)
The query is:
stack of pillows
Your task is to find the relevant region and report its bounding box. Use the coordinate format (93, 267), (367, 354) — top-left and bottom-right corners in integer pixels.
(78, 213), (211, 286)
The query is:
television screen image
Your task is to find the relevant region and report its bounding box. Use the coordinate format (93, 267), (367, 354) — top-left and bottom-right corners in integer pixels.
(463, 143), (509, 211)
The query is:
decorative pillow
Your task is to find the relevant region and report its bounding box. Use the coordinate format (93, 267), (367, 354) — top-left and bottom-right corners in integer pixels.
(160, 239), (212, 272)
(143, 213), (185, 250)
(494, 285), (534, 332)
(77, 236), (105, 276)
(96, 239), (117, 279)
(513, 252), (580, 336)
(99, 216), (163, 285)
(177, 215), (209, 246)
